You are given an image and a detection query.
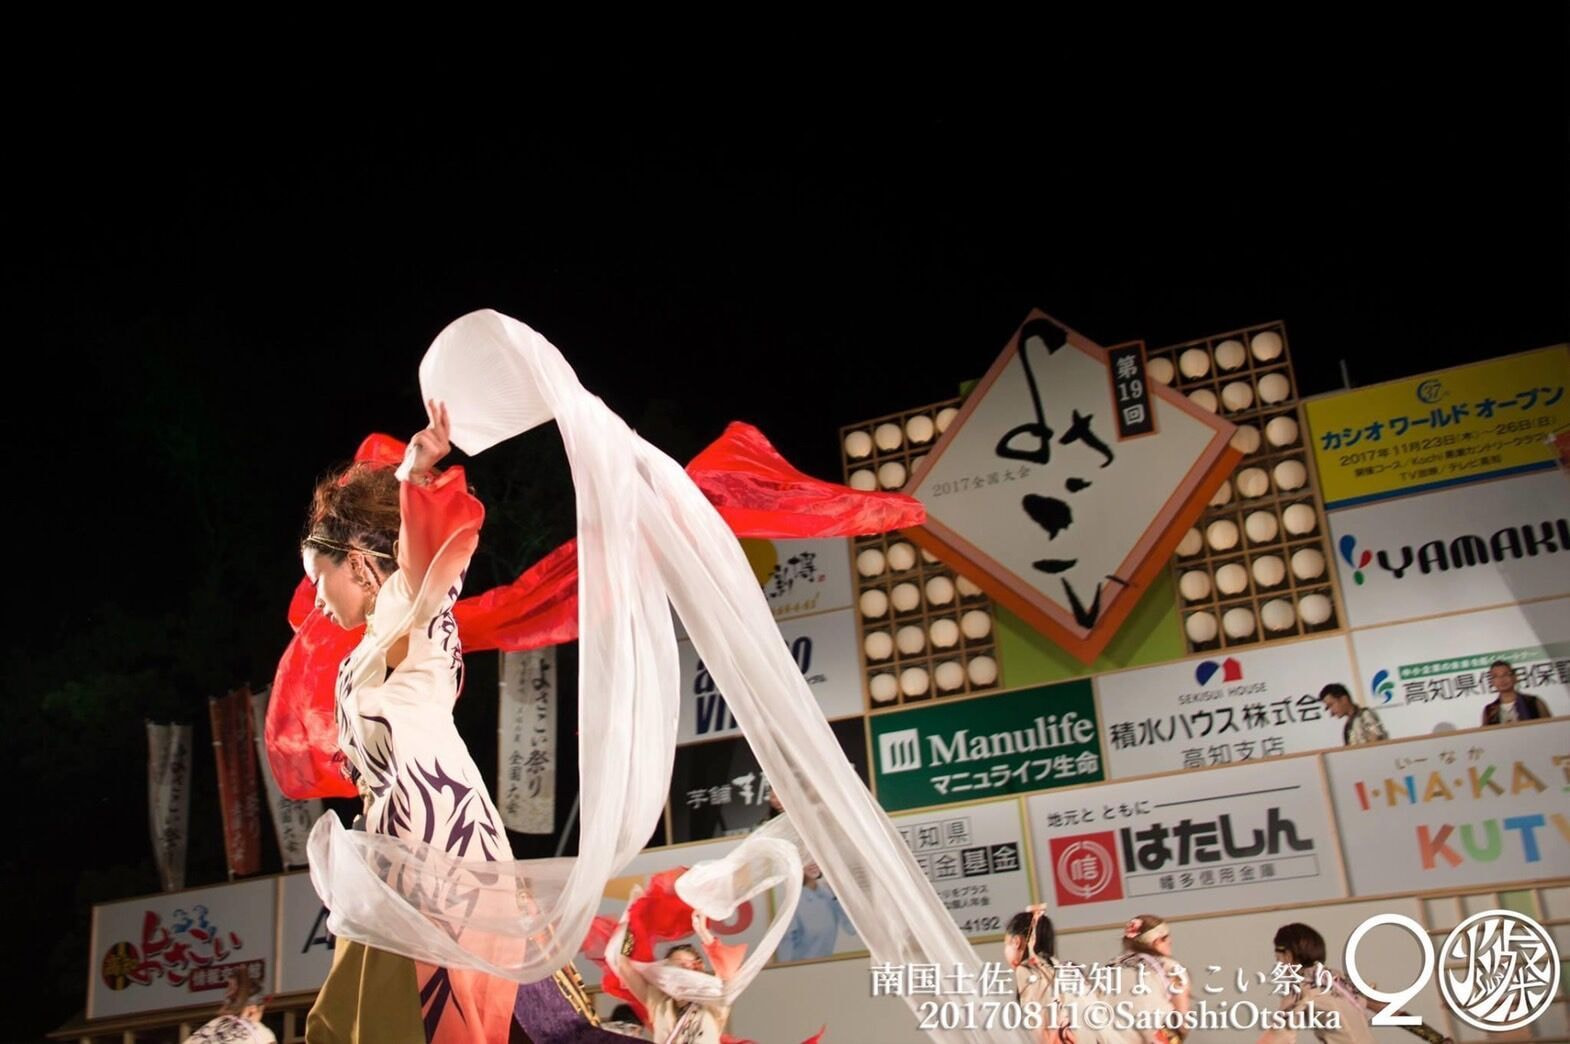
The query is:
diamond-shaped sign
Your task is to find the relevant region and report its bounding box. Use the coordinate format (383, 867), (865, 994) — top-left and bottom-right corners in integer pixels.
(907, 310), (1239, 662)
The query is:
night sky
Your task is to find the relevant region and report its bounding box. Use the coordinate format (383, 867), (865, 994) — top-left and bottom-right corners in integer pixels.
(4, 22), (1566, 1037)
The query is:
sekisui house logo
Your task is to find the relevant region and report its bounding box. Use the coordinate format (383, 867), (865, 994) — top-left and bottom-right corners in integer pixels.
(878, 728), (922, 774)
(1337, 523), (1569, 586)
(1339, 535), (1373, 585)
(1194, 657), (1243, 686)
(1370, 669), (1396, 704)
(1049, 832), (1123, 905)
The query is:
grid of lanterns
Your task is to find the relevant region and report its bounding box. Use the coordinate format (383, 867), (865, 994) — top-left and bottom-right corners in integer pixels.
(1150, 324), (1340, 649)
(842, 399), (1003, 706)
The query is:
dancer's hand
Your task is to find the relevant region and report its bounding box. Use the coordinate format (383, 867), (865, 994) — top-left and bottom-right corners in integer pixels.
(692, 911), (715, 945)
(408, 399), (452, 478)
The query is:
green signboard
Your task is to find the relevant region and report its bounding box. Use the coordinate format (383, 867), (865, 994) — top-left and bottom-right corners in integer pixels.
(870, 680), (1102, 812)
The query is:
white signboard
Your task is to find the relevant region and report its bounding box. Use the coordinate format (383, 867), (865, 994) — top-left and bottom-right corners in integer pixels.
(498, 648), (556, 833)
(1026, 757), (1342, 930)
(276, 872), (336, 995)
(1097, 636), (1358, 778)
(1350, 597), (1570, 734)
(892, 799), (1033, 943)
(573, 838), (776, 989)
(1324, 719), (1570, 895)
(676, 537), (853, 639)
(91, 878), (277, 1019)
(1329, 471), (1570, 629)
(678, 608), (863, 744)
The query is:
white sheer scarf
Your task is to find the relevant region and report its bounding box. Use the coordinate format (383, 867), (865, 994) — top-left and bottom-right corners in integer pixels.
(308, 309), (1028, 1042)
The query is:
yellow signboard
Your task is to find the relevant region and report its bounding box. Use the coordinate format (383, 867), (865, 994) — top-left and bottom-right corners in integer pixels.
(1305, 345), (1570, 509)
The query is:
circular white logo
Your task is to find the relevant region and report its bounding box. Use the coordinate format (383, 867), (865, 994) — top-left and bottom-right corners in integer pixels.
(1056, 839), (1114, 900)
(1439, 910), (1561, 1031)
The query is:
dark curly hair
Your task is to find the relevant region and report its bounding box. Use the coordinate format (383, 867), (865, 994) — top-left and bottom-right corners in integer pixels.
(301, 462), (402, 575)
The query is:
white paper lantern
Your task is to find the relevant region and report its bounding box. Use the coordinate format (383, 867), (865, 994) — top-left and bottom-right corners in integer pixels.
(1147, 357), (1176, 385)
(890, 582), (921, 613)
(886, 542), (916, 571)
(905, 414), (935, 444)
(1185, 611), (1219, 643)
(925, 576), (956, 605)
(1179, 570), (1213, 602)
(849, 469), (876, 491)
(920, 547), (940, 565)
(1206, 519), (1240, 551)
(1231, 424), (1262, 455)
(896, 625), (926, 655)
(844, 430), (872, 459)
(1235, 467), (1270, 499)
(956, 575), (983, 598)
(900, 667), (931, 697)
(1209, 479), (1233, 507)
(936, 407), (959, 433)
(1188, 388), (1219, 413)
(1244, 510), (1279, 544)
(1215, 563), (1249, 595)
(1261, 599), (1296, 632)
(1251, 555), (1286, 588)
(1177, 527), (1205, 557)
(1257, 373), (1292, 404)
(966, 656), (999, 686)
(1223, 607), (1258, 639)
(1250, 330), (1284, 362)
(929, 619), (960, 648)
(960, 610), (992, 640)
(856, 548), (886, 577)
(1273, 459), (1307, 491)
(863, 632), (893, 660)
(869, 673), (899, 703)
(1298, 593), (1333, 626)
(1265, 416), (1299, 447)
(1282, 504), (1318, 535)
(859, 589), (889, 618)
(1221, 381), (1255, 412)
(874, 422), (903, 451)
(1179, 348), (1212, 379)
(1291, 547), (1326, 580)
(935, 661), (966, 692)
(1214, 339), (1247, 371)
(878, 461), (908, 489)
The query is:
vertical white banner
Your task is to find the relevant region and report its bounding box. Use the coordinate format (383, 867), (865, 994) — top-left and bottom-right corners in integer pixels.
(247, 689), (322, 867)
(499, 648), (557, 834)
(146, 722), (191, 893)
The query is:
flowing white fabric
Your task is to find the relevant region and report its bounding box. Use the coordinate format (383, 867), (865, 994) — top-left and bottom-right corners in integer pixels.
(308, 309), (1028, 1042)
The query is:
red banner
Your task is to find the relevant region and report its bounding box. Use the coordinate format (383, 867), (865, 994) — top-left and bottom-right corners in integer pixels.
(209, 688), (262, 878)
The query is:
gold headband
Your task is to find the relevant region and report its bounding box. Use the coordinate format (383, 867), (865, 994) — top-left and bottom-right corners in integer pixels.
(303, 534), (394, 560)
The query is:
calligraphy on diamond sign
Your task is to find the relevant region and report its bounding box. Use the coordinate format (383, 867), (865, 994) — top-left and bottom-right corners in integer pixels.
(1025, 756), (1342, 930)
(908, 311), (1239, 663)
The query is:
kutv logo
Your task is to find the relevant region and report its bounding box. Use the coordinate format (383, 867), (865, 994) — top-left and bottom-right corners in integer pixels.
(1195, 657), (1243, 686)
(1370, 669), (1396, 704)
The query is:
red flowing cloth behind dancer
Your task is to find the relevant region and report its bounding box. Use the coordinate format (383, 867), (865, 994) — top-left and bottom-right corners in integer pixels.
(269, 421), (924, 801)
